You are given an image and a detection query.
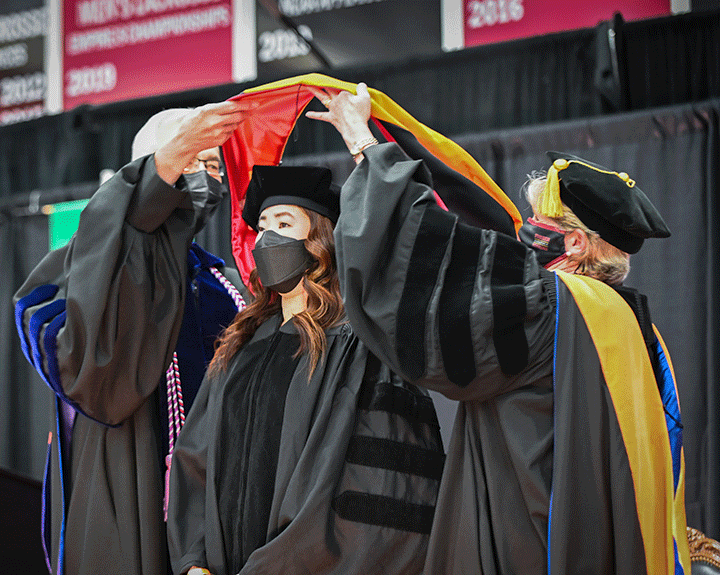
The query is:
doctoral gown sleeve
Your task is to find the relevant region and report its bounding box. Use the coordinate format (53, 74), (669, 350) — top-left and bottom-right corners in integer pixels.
(167, 368), (216, 574)
(13, 155), (198, 425)
(334, 143), (555, 401)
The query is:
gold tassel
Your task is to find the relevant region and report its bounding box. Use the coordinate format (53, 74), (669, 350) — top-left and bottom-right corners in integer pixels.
(539, 161), (566, 218)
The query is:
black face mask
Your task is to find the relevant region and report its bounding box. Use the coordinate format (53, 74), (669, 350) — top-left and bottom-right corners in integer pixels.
(180, 171), (228, 234)
(518, 217), (568, 267)
(252, 230), (313, 293)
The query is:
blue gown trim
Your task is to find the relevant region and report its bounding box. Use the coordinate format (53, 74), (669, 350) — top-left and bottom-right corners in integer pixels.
(23, 288), (119, 427)
(655, 339), (683, 490)
(15, 284), (59, 364)
(674, 539), (684, 575)
(42, 435), (52, 573)
(56, 397), (67, 575)
(656, 339), (685, 575)
(29, 299), (66, 385)
(548, 272), (561, 575)
(43, 311), (67, 397)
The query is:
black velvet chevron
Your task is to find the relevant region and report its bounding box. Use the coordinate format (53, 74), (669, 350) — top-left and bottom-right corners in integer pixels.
(332, 492), (436, 534)
(491, 234), (529, 375)
(438, 220), (482, 387)
(396, 205), (455, 381)
(345, 436), (445, 481)
(357, 354), (439, 428)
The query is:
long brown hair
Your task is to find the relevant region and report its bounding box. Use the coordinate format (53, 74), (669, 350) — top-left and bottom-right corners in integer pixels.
(208, 208), (345, 378)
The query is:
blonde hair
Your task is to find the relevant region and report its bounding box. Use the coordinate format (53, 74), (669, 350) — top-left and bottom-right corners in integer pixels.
(524, 173), (630, 285)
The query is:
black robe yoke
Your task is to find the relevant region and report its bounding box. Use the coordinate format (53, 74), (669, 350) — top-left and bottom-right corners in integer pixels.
(167, 315), (445, 575)
(333, 143), (689, 575)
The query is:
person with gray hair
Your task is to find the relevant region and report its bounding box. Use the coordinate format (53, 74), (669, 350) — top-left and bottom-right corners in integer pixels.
(14, 100), (250, 575)
(308, 83), (690, 575)
(520, 169), (632, 285)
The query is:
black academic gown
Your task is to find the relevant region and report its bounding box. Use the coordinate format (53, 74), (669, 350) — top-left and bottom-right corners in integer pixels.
(13, 156), (242, 575)
(167, 314), (445, 575)
(333, 142), (690, 575)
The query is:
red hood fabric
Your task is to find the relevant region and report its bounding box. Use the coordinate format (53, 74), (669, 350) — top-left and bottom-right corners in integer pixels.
(223, 73), (522, 286)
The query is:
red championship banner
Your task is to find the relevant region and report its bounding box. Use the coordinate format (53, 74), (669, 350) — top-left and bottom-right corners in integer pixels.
(62, 0), (245, 110)
(461, 0), (671, 47)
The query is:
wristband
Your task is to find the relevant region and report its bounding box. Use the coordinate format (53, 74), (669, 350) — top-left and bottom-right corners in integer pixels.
(349, 136), (379, 158)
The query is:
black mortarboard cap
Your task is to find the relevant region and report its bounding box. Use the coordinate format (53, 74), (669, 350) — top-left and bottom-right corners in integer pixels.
(242, 165), (339, 231)
(538, 152), (671, 254)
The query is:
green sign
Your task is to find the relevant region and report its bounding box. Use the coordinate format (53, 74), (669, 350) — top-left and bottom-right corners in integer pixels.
(47, 199), (89, 251)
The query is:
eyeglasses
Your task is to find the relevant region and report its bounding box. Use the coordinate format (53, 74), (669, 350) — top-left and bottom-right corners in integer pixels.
(183, 157), (224, 178)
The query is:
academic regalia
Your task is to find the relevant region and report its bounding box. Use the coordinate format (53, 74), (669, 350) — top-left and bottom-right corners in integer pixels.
(168, 163), (445, 575)
(13, 156), (243, 575)
(168, 316), (444, 575)
(333, 142), (690, 574)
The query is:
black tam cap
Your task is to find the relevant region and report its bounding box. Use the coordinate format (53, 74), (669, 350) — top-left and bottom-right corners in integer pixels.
(242, 165), (339, 231)
(538, 152), (671, 254)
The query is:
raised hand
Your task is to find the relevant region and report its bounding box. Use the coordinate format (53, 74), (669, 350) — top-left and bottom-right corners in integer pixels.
(306, 83), (375, 159)
(155, 100), (254, 184)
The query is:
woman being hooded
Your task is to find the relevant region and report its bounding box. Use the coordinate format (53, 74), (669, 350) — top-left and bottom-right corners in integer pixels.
(167, 164), (444, 575)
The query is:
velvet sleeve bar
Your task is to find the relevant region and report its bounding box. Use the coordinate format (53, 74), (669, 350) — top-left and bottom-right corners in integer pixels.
(334, 142), (555, 402)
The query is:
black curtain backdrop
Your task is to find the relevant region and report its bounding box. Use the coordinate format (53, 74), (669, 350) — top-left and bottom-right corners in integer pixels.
(617, 10), (720, 111)
(0, 6), (719, 548)
(0, 468), (45, 575)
